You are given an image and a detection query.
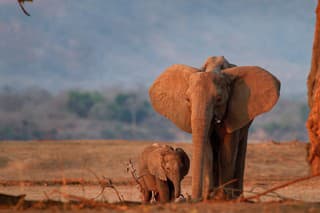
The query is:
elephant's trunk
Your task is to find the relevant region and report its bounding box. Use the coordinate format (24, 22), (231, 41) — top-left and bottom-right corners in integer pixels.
(173, 176), (181, 199)
(191, 117), (210, 199)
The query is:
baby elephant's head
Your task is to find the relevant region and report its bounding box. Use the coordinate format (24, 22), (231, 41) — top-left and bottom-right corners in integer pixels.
(160, 147), (190, 198)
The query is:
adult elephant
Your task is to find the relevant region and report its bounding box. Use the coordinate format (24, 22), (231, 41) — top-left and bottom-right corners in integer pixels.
(149, 56), (280, 200)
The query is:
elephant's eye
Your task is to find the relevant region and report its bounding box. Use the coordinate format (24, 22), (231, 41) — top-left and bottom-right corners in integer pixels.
(216, 95), (222, 104)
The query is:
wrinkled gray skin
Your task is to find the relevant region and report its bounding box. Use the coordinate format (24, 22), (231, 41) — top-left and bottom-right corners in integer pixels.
(138, 144), (190, 203)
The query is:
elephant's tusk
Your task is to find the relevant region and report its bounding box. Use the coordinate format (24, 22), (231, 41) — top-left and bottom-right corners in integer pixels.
(215, 118), (221, 124)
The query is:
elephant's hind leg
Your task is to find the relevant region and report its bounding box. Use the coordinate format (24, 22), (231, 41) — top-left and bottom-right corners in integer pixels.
(233, 123), (251, 198)
(233, 130), (248, 198)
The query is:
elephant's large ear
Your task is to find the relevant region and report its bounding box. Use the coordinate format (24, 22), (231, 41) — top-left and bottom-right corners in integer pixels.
(149, 64), (199, 133)
(222, 66), (281, 133)
(148, 149), (167, 181)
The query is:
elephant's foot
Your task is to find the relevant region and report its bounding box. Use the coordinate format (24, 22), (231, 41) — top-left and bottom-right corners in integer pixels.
(207, 186), (242, 201)
(174, 194), (186, 203)
(212, 189), (227, 201)
(189, 197), (203, 203)
(207, 188), (235, 201)
(153, 191), (159, 203)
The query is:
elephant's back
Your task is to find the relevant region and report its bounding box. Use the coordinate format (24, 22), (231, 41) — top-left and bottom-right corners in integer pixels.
(138, 144), (159, 172)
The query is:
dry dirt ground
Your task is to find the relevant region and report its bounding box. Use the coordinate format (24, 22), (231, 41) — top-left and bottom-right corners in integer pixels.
(0, 139), (320, 212)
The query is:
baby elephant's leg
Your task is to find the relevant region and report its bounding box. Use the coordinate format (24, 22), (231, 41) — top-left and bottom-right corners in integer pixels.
(142, 190), (152, 203)
(139, 176), (152, 203)
(156, 179), (170, 203)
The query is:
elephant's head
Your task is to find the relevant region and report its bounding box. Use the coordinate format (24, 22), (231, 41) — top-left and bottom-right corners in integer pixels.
(148, 146), (190, 199)
(201, 56), (236, 72)
(149, 56), (280, 198)
(149, 56), (280, 134)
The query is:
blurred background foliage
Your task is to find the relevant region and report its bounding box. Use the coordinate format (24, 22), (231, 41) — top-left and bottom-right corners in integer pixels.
(0, 86), (309, 142)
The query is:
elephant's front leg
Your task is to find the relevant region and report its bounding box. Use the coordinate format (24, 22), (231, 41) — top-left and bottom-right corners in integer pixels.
(155, 178), (170, 203)
(203, 140), (214, 199)
(218, 131), (240, 200)
(142, 190), (152, 203)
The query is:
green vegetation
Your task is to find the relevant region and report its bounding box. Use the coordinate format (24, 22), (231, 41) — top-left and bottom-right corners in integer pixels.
(0, 87), (310, 141)
(68, 91), (104, 117)
(0, 87), (180, 141)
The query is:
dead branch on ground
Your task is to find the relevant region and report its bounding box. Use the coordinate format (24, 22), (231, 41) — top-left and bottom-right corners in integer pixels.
(240, 186), (296, 202)
(45, 190), (126, 209)
(0, 193), (26, 206)
(211, 179), (238, 197)
(241, 173), (320, 202)
(87, 168), (124, 202)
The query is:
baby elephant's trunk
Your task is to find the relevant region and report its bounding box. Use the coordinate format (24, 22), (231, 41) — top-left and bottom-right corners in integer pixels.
(173, 176), (181, 199)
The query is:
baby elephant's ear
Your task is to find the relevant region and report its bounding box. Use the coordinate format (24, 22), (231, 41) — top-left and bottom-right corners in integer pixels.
(175, 148), (190, 177)
(148, 150), (167, 181)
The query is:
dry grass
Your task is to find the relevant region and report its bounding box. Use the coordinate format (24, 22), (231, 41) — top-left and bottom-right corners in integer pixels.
(0, 139), (308, 181)
(0, 139), (320, 211)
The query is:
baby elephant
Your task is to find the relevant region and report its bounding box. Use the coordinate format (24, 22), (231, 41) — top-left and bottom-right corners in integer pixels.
(138, 143), (190, 203)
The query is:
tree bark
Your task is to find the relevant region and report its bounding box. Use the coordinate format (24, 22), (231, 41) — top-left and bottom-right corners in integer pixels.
(308, 1), (320, 108)
(307, 0), (320, 175)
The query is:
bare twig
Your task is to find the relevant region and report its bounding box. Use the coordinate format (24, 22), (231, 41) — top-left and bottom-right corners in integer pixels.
(242, 173), (320, 202)
(208, 179), (238, 199)
(18, 0), (32, 16)
(213, 179), (238, 194)
(240, 187), (295, 201)
(218, 179), (238, 190)
(87, 168), (124, 203)
(126, 159), (150, 202)
(48, 189), (111, 208)
(42, 191), (50, 201)
(14, 195), (26, 210)
(126, 159), (144, 190)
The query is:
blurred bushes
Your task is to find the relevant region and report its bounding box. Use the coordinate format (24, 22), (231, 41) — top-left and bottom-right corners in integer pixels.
(249, 98), (309, 141)
(0, 87), (181, 141)
(89, 93), (152, 124)
(67, 91), (104, 117)
(0, 86), (310, 142)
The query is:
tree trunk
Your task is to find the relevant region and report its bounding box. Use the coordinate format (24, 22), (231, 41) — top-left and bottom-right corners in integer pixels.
(308, 1), (320, 108)
(307, 0), (320, 175)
